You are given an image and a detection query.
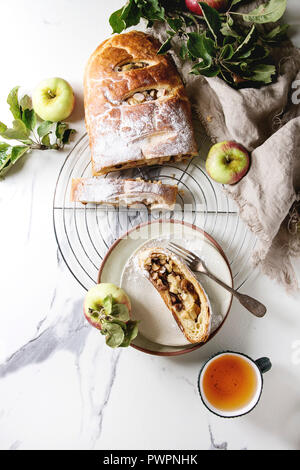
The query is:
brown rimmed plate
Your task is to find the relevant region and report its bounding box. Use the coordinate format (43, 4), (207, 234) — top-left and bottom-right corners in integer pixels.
(98, 219), (233, 356)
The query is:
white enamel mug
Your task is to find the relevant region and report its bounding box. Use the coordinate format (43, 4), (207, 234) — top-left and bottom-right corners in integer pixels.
(198, 351), (272, 418)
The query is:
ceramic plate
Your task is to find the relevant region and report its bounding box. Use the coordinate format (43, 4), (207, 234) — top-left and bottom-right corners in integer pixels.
(98, 220), (233, 356)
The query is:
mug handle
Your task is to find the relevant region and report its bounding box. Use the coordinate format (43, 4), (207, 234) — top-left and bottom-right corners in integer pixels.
(255, 357), (272, 374)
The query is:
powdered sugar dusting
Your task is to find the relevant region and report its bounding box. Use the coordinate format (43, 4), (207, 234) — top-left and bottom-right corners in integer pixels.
(72, 177), (177, 209)
(85, 32), (197, 174)
(91, 99), (195, 172)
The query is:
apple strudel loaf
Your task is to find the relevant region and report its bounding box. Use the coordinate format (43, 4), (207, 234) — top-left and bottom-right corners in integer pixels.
(71, 177), (178, 210)
(139, 247), (211, 344)
(84, 31), (197, 176)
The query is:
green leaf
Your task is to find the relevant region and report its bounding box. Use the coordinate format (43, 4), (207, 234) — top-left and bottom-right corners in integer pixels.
(0, 144), (29, 177)
(121, 0), (141, 28)
(220, 21), (240, 38)
(22, 108), (36, 131)
(102, 322), (125, 348)
(120, 320), (139, 347)
(232, 24), (256, 57)
(187, 32), (216, 66)
(10, 145), (29, 163)
(37, 120), (53, 138)
(62, 128), (76, 145)
(220, 44), (234, 60)
(230, 0), (245, 6)
(193, 63), (220, 77)
(110, 0), (143, 33)
(0, 142), (12, 171)
(179, 43), (189, 60)
(240, 61), (249, 72)
(235, 47), (254, 59)
(41, 133), (51, 147)
(55, 122), (68, 140)
(142, 0), (165, 21)
(262, 23), (289, 44)
(182, 11), (200, 28)
(0, 121), (7, 133)
(102, 295), (113, 315)
(250, 64), (276, 83)
(243, 0), (287, 24)
(7, 87), (21, 120)
(157, 37), (172, 55)
(109, 7), (126, 33)
(111, 303), (130, 322)
(199, 2), (221, 43)
(108, 318), (127, 330)
(19, 94), (32, 111)
(240, 45), (269, 61)
(0, 119), (30, 141)
(265, 23), (289, 39)
(167, 17), (183, 32)
(0, 161), (13, 177)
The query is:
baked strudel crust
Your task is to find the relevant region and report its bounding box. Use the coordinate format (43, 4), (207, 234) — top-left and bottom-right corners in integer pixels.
(71, 177), (178, 210)
(139, 247), (211, 344)
(84, 31), (197, 176)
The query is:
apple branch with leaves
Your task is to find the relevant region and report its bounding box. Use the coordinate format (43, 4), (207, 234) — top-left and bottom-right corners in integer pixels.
(0, 87), (76, 177)
(88, 294), (139, 348)
(109, 0), (289, 87)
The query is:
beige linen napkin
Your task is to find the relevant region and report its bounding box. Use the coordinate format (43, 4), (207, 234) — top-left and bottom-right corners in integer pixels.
(199, 50), (300, 290)
(152, 5), (300, 291)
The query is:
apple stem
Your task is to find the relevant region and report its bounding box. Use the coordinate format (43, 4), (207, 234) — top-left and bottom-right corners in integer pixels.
(47, 90), (56, 99)
(89, 307), (108, 322)
(29, 143), (49, 151)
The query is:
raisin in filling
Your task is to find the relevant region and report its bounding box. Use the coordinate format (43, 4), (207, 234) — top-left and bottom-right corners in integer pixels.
(144, 254), (201, 322)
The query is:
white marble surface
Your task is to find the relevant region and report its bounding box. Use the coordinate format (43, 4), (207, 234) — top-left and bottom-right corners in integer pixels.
(0, 0), (300, 451)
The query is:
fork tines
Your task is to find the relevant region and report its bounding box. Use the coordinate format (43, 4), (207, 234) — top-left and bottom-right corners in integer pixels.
(168, 242), (197, 263)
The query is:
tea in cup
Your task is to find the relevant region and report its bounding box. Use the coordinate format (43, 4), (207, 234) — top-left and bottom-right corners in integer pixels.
(198, 351), (272, 418)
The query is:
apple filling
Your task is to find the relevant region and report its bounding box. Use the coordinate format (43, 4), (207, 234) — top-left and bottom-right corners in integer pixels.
(115, 61), (150, 72)
(124, 88), (168, 106)
(144, 253), (202, 329)
(95, 154), (191, 175)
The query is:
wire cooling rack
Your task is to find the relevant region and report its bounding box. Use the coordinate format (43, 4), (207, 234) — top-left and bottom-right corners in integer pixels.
(53, 133), (257, 291)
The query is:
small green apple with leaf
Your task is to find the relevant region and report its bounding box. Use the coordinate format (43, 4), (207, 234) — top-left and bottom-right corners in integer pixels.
(32, 77), (75, 122)
(206, 141), (250, 184)
(84, 283), (138, 348)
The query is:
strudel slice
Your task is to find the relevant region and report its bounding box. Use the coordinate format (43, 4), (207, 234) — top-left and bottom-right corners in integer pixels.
(84, 31), (197, 175)
(139, 247), (211, 344)
(71, 177), (178, 210)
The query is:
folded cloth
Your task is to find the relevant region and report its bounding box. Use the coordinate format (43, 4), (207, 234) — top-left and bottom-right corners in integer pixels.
(152, 2), (300, 291)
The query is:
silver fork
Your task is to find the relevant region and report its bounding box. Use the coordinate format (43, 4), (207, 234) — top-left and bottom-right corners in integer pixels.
(168, 242), (267, 318)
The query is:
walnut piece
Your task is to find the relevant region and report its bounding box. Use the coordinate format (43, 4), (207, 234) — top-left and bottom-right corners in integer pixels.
(125, 88), (169, 106)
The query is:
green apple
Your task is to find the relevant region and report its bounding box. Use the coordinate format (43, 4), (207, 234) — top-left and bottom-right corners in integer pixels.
(32, 77), (75, 122)
(206, 141), (250, 185)
(84, 283), (131, 330)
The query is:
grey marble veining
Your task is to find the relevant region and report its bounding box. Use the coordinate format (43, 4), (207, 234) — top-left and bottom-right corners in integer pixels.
(209, 425), (228, 451)
(0, 300), (89, 379)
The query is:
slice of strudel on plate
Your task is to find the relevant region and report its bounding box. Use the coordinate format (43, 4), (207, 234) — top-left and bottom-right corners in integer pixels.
(71, 177), (178, 210)
(84, 31), (197, 176)
(139, 247), (211, 344)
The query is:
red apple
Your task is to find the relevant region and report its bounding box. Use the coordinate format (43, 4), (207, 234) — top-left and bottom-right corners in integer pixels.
(84, 283), (131, 330)
(185, 0), (229, 15)
(206, 141), (250, 185)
